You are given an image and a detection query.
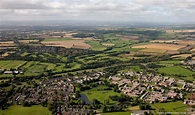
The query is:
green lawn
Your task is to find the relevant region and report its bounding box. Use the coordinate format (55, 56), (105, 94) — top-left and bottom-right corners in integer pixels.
(82, 85), (120, 104)
(151, 101), (190, 112)
(158, 66), (195, 80)
(101, 111), (131, 115)
(0, 105), (51, 115)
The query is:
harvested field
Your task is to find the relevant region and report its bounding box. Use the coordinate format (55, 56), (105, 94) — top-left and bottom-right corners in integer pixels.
(0, 41), (15, 47)
(165, 50), (180, 55)
(191, 48), (195, 52)
(178, 40), (195, 45)
(132, 43), (185, 51)
(172, 54), (192, 58)
(42, 40), (91, 49)
(116, 34), (139, 40)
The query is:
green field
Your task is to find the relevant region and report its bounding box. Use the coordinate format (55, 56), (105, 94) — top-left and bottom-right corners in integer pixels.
(82, 85), (120, 104)
(151, 101), (190, 113)
(101, 111), (131, 115)
(0, 60), (27, 69)
(0, 105), (51, 115)
(158, 66), (195, 80)
(86, 40), (107, 51)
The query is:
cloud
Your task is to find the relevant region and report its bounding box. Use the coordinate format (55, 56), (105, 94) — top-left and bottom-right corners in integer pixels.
(0, 0), (195, 22)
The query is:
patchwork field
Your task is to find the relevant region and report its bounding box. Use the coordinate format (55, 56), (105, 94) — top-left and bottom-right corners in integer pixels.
(42, 40), (91, 49)
(0, 105), (51, 115)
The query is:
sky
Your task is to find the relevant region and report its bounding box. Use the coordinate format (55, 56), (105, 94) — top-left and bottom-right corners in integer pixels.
(0, 0), (195, 23)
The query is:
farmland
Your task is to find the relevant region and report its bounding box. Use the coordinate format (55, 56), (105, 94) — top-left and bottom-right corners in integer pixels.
(42, 39), (91, 49)
(0, 27), (195, 115)
(132, 43), (185, 51)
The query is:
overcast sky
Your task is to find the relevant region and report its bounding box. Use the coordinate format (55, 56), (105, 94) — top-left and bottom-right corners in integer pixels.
(0, 0), (195, 23)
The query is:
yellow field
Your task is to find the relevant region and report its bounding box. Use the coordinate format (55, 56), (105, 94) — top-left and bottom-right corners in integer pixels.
(42, 40), (90, 49)
(172, 54), (192, 58)
(133, 43), (185, 51)
(0, 41), (15, 47)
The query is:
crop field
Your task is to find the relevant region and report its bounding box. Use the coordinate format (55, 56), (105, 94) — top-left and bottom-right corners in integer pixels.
(82, 85), (120, 104)
(140, 48), (166, 53)
(171, 54), (192, 58)
(0, 60), (27, 69)
(0, 41), (15, 47)
(0, 105), (51, 115)
(42, 39), (91, 49)
(132, 43), (185, 51)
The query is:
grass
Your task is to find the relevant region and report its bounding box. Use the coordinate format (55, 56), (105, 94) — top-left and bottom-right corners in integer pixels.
(101, 111), (131, 115)
(85, 40), (107, 51)
(151, 101), (190, 112)
(158, 66), (195, 80)
(0, 60), (27, 69)
(0, 105), (51, 115)
(82, 85), (120, 104)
